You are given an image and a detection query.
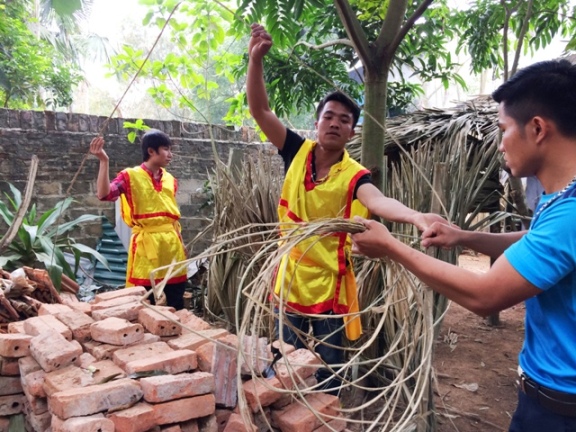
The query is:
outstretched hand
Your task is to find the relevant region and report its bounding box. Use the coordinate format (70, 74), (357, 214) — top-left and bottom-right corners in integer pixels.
(89, 136), (109, 162)
(249, 23), (273, 61)
(421, 222), (462, 249)
(351, 216), (393, 259)
(411, 212), (451, 232)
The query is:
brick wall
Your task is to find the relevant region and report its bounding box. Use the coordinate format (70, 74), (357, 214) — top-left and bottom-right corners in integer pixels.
(0, 108), (271, 252)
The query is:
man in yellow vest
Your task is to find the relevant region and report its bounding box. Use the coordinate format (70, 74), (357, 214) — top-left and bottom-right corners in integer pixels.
(90, 130), (188, 309)
(248, 24), (448, 394)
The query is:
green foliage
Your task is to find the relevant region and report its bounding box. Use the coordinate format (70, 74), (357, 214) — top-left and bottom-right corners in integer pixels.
(453, 0), (576, 76)
(109, 0), (242, 124)
(0, 1), (81, 108)
(0, 184), (110, 289)
(123, 119), (151, 143)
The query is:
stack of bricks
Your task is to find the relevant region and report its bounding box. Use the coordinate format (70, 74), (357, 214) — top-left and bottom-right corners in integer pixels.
(0, 286), (349, 432)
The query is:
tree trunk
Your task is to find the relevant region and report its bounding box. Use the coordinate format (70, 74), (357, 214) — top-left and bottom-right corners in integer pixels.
(360, 67), (390, 192)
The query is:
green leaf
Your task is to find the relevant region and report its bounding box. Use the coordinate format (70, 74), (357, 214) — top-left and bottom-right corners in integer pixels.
(51, 0), (83, 17)
(47, 264), (63, 293)
(72, 243), (111, 271)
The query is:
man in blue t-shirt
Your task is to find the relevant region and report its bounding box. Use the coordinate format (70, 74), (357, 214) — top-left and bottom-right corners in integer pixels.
(351, 59), (576, 431)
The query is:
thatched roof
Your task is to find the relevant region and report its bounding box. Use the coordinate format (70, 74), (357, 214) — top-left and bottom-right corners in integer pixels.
(348, 96), (504, 216)
(348, 96), (500, 161)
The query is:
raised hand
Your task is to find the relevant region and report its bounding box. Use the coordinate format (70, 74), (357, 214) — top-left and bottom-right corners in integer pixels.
(249, 23), (273, 61)
(89, 136), (109, 162)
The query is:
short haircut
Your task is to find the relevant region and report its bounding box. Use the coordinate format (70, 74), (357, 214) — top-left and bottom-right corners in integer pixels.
(316, 91), (361, 128)
(492, 59), (576, 137)
(141, 129), (172, 161)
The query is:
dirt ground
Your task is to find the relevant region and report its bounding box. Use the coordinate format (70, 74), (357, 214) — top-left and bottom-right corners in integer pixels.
(432, 253), (524, 432)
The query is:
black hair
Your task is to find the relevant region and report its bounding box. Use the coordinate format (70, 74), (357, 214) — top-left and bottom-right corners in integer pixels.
(141, 129), (172, 161)
(315, 91), (361, 128)
(492, 59), (576, 137)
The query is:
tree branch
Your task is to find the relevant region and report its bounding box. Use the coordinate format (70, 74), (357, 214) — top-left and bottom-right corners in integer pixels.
(333, 0), (372, 66)
(511, 0), (534, 77)
(295, 39), (356, 50)
(388, 0), (434, 56)
(375, 0), (409, 59)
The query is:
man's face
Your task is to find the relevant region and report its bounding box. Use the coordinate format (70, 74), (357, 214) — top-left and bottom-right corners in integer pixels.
(148, 145), (172, 167)
(497, 103), (538, 178)
(315, 101), (355, 151)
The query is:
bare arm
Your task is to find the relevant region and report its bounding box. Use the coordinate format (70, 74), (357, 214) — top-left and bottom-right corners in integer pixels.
(89, 136), (111, 199)
(351, 217), (541, 316)
(421, 222), (526, 260)
(247, 24), (287, 149)
(356, 183), (449, 231)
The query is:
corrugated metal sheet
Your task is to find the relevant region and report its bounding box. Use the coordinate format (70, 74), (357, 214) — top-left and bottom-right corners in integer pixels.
(93, 219), (128, 287)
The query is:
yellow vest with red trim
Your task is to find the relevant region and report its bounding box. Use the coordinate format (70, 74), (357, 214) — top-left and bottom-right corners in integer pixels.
(119, 166), (187, 287)
(275, 139), (370, 339)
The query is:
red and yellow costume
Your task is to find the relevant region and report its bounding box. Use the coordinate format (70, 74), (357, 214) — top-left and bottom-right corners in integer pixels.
(274, 139), (370, 340)
(119, 166), (187, 287)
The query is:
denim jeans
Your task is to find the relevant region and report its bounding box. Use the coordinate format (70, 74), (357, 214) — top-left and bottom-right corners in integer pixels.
(509, 390), (576, 432)
(275, 309), (344, 394)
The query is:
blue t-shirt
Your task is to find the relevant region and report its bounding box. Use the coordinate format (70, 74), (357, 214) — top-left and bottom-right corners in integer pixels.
(504, 191), (576, 393)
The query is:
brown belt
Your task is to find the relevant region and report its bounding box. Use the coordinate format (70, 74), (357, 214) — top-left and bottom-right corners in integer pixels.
(519, 373), (576, 417)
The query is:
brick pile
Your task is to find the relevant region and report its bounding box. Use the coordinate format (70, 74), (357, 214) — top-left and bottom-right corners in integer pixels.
(0, 286), (349, 432)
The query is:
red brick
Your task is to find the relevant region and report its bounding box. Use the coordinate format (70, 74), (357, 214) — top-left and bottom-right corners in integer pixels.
(24, 315), (73, 340)
(271, 393), (340, 432)
(90, 301), (144, 322)
(176, 311), (212, 332)
(7, 321), (26, 334)
(195, 342), (215, 372)
(52, 413), (115, 432)
(124, 349), (197, 375)
(43, 360), (126, 397)
(313, 415), (347, 432)
(21, 369), (47, 397)
(138, 308), (182, 337)
(90, 317), (145, 346)
(0, 356), (20, 376)
(38, 303), (74, 316)
(211, 341), (237, 408)
(60, 293), (92, 315)
(161, 425), (182, 432)
(54, 310), (95, 343)
(242, 376), (283, 412)
(196, 335), (238, 373)
(0, 376), (22, 396)
(153, 394), (216, 425)
(0, 394), (25, 416)
(239, 336), (268, 377)
(49, 378), (143, 419)
(0, 333), (32, 358)
(29, 331), (82, 372)
(140, 371), (215, 403)
(93, 286), (147, 303)
(272, 375), (318, 409)
(275, 349), (322, 389)
(167, 329), (229, 351)
(107, 402), (156, 432)
(18, 355), (41, 375)
(112, 341), (172, 370)
(222, 413), (257, 432)
(91, 295), (142, 310)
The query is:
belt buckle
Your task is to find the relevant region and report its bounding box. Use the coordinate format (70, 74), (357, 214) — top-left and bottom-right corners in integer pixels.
(518, 373), (527, 393)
